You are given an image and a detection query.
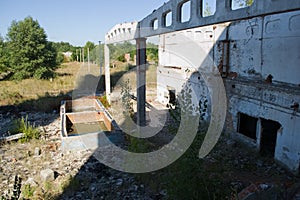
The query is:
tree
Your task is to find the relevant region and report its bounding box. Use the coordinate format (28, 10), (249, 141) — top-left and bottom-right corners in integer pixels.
(7, 16), (57, 80)
(52, 41), (73, 52)
(146, 43), (158, 63)
(0, 36), (9, 73)
(84, 41), (95, 51)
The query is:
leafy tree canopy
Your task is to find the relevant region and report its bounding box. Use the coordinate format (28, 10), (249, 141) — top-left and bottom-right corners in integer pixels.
(6, 16), (57, 80)
(84, 41), (95, 51)
(51, 41), (75, 52)
(0, 35), (9, 73)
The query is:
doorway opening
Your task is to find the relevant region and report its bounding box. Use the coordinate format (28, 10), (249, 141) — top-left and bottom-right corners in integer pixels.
(260, 118), (281, 157)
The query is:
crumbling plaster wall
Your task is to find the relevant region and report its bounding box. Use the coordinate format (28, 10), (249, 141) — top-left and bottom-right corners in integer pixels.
(158, 10), (300, 173)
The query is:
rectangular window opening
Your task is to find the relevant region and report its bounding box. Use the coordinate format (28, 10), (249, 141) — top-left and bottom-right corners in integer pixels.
(202, 0), (216, 17)
(163, 11), (172, 27)
(169, 89), (176, 105)
(237, 113), (258, 140)
(152, 19), (158, 30)
(179, 1), (191, 23)
(232, 0), (254, 10)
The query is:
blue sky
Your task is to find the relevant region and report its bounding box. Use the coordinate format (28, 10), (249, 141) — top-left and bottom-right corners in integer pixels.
(0, 0), (167, 46)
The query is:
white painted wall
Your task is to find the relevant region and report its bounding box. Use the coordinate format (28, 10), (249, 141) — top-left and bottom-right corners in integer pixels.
(157, 11), (300, 173)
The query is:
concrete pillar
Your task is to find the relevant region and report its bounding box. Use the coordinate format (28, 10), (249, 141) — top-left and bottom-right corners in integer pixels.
(104, 44), (111, 104)
(136, 38), (147, 126)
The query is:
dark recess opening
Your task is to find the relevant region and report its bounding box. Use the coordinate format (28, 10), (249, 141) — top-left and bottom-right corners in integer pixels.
(260, 119), (281, 157)
(169, 89), (176, 105)
(238, 113), (258, 140)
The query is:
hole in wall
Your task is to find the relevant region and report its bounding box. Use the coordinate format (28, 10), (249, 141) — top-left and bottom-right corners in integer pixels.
(202, 0), (216, 17)
(163, 10), (172, 27)
(180, 1), (191, 23)
(232, 0), (254, 10)
(237, 113), (258, 140)
(169, 89), (176, 105)
(260, 118), (281, 157)
(152, 19), (158, 30)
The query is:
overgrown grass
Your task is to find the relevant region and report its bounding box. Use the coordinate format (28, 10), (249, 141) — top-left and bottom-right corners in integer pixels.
(22, 184), (35, 199)
(0, 62), (81, 107)
(134, 132), (232, 199)
(110, 63), (157, 91)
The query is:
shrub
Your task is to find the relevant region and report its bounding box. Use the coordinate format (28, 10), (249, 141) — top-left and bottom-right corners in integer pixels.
(117, 55), (126, 62)
(22, 184), (35, 199)
(98, 95), (110, 108)
(13, 116), (40, 142)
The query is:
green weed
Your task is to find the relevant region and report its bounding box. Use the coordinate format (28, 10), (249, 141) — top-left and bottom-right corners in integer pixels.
(12, 116), (40, 142)
(22, 184), (35, 199)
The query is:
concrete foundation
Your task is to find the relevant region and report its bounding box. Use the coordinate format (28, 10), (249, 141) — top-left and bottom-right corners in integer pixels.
(60, 98), (122, 152)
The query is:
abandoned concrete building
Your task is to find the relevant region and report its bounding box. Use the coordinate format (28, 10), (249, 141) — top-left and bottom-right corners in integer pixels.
(104, 0), (300, 174)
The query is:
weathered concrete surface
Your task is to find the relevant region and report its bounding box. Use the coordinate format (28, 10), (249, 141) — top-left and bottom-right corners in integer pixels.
(157, 10), (300, 173)
(60, 98), (122, 152)
(104, 0), (300, 174)
(139, 0), (300, 38)
(105, 22), (138, 44)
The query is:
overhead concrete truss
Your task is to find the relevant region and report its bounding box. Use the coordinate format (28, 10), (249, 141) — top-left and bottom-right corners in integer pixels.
(106, 0), (300, 42)
(104, 0), (300, 173)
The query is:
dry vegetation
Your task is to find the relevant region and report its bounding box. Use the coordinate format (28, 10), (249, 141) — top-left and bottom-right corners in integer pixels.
(0, 62), (81, 107)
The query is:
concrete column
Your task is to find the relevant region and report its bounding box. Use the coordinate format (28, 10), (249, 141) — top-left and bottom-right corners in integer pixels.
(104, 44), (111, 104)
(136, 38), (147, 126)
(190, 0), (199, 20)
(256, 118), (262, 152)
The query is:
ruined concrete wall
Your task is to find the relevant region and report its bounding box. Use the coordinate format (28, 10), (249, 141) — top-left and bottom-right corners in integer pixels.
(158, 10), (300, 173)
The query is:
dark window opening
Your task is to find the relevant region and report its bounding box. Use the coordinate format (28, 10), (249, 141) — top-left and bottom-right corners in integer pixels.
(163, 10), (172, 27)
(169, 89), (176, 105)
(260, 119), (281, 157)
(152, 19), (158, 30)
(238, 113), (258, 140)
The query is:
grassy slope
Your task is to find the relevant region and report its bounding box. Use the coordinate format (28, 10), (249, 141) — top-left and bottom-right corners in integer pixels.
(0, 62), (81, 106)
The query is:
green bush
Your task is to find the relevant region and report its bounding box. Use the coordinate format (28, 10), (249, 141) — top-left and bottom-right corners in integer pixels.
(117, 55), (126, 62)
(98, 95), (110, 108)
(13, 116), (40, 142)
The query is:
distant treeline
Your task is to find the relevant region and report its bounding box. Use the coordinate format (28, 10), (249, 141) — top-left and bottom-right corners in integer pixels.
(0, 16), (158, 81)
(108, 41), (158, 64)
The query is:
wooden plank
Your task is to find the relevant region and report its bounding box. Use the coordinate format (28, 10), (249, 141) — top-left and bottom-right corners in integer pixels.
(0, 133), (24, 142)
